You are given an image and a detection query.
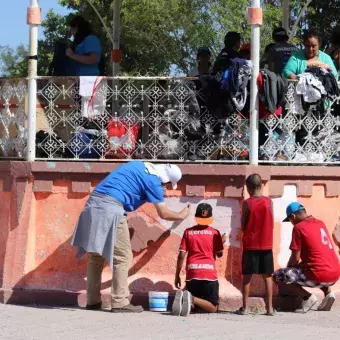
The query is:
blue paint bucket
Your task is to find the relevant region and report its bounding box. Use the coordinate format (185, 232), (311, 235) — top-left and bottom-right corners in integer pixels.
(148, 291), (169, 312)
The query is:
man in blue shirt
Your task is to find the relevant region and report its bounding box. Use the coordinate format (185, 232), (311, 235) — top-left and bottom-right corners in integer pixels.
(72, 161), (190, 313)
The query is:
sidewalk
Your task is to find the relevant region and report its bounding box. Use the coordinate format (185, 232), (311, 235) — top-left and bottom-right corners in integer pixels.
(0, 304), (339, 340)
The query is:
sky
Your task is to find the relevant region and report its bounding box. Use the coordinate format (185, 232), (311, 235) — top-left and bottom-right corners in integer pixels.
(0, 0), (70, 48)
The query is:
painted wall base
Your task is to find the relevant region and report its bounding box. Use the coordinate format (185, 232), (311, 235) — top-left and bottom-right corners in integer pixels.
(0, 161), (340, 310)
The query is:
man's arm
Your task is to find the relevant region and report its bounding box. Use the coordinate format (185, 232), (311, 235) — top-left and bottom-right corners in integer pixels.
(155, 202), (190, 221)
(287, 250), (301, 267)
(241, 201), (249, 233)
(175, 251), (186, 289)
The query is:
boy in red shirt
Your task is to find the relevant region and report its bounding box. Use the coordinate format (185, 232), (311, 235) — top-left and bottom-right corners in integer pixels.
(236, 174), (275, 316)
(172, 203), (225, 316)
(273, 202), (340, 313)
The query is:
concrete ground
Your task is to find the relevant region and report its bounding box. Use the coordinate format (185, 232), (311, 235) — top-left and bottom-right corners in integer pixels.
(0, 304), (339, 340)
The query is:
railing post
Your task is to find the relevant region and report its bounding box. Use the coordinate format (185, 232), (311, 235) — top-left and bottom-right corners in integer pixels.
(26, 0), (40, 162)
(248, 1), (262, 165)
(112, 0), (121, 114)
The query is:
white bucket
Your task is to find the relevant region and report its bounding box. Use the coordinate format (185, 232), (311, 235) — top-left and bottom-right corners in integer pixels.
(148, 291), (169, 312)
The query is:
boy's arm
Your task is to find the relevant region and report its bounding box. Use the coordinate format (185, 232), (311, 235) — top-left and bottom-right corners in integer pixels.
(215, 231), (225, 258)
(241, 200), (249, 233)
(287, 250), (301, 267)
(175, 251), (186, 289)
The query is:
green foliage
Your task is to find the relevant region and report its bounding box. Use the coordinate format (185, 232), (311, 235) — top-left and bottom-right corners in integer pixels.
(1, 0), (338, 76)
(0, 45), (28, 77)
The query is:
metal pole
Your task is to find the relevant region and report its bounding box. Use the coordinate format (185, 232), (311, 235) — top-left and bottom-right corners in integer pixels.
(282, 0), (290, 32)
(249, 0), (261, 165)
(112, 0), (120, 77)
(26, 0), (40, 162)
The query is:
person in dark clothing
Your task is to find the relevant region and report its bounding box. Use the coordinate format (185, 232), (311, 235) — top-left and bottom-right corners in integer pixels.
(261, 43), (275, 69)
(326, 27), (340, 71)
(212, 32), (242, 73)
(267, 27), (297, 75)
(190, 47), (212, 77)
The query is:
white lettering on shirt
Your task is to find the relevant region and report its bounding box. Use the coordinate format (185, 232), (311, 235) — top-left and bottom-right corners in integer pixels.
(187, 264), (214, 270)
(188, 230), (213, 236)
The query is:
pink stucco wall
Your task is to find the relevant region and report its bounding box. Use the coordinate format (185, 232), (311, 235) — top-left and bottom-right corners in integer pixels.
(0, 161), (339, 310)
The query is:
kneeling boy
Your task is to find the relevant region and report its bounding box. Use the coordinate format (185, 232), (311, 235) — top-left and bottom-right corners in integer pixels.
(172, 203), (225, 316)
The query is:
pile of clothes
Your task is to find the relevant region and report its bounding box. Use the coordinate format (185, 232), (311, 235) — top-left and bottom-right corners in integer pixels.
(292, 67), (339, 115)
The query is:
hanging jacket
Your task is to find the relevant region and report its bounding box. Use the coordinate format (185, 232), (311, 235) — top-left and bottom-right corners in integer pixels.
(257, 73), (282, 119)
(48, 40), (74, 76)
(258, 69), (287, 114)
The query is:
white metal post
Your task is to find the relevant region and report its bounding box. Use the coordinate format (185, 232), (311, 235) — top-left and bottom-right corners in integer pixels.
(112, 0), (121, 77)
(249, 0), (261, 165)
(27, 0), (40, 162)
(282, 0), (290, 32)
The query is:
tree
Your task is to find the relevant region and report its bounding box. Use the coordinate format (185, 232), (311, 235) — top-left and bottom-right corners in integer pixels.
(0, 10), (70, 77)
(0, 45), (28, 77)
(1, 0), (316, 77)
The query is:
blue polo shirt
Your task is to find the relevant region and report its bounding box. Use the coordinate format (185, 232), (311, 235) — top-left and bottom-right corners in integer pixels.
(94, 161), (165, 212)
(73, 35), (102, 76)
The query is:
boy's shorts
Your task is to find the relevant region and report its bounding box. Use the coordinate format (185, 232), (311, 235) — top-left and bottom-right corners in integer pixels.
(273, 267), (336, 288)
(186, 280), (219, 306)
(242, 250), (274, 275)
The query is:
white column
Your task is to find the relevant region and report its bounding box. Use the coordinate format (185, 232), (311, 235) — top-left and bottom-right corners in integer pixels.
(112, 0), (120, 77)
(26, 0), (40, 162)
(282, 0), (290, 32)
(249, 0), (261, 165)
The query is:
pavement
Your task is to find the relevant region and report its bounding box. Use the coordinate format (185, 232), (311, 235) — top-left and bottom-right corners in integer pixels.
(0, 304), (339, 340)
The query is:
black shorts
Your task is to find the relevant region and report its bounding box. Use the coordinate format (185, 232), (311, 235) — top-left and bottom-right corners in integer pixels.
(186, 280), (219, 306)
(242, 250), (274, 275)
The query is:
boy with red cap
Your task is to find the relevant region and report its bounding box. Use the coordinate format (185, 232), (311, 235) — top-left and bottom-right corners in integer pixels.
(172, 203), (225, 316)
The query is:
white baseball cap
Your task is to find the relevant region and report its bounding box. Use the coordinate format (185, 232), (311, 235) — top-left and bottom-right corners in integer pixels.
(153, 164), (182, 189)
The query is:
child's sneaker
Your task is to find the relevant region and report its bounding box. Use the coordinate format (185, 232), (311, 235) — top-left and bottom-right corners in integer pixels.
(181, 290), (192, 316)
(172, 290), (183, 316)
(317, 292), (335, 311)
(295, 294), (318, 313)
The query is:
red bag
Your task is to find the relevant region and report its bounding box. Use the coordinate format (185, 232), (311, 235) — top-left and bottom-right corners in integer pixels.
(106, 121), (140, 159)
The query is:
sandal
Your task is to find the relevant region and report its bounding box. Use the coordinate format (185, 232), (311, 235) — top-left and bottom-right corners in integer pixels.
(266, 309), (277, 316)
(235, 307), (248, 315)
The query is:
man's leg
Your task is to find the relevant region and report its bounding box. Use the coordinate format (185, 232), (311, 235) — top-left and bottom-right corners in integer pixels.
(320, 286), (332, 297)
(242, 275), (252, 313)
(262, 274), (274, 314)
(192, 297), (218, 313)
(273, 268), (318, 313)
(111, 217), (132, 308)
(87, 253), (105, 308)
(318, 285), (335, 311)
(275, 281), (311, 299)
(111, 218), (143, 312)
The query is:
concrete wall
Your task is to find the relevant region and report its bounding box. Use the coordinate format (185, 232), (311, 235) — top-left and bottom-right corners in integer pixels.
(0, 161), (340, 310)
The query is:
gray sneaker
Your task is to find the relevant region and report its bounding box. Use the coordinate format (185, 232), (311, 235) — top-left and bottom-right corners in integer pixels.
(317, 292), (335, 311)
(172, 290), (183, 316)
(111, 304), (144, 313)
(181, 291), (192, 317)
(295, 294), (318, 313)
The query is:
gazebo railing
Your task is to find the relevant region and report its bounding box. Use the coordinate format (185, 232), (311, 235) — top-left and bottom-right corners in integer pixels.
(1, 76), (340, 164)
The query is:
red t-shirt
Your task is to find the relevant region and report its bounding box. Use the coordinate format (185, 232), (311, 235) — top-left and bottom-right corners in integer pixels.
(290, 217), (340, 283)
(179, 225), (224, 281)
(242, 196), (274, 250)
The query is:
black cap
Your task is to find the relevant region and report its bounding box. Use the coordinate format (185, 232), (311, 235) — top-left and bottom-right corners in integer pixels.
(195, 203), (213, 225)
(224, 32), (241, 47)
(272, 27), (289, 41)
